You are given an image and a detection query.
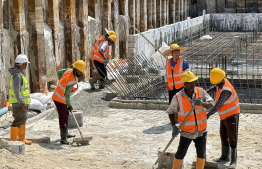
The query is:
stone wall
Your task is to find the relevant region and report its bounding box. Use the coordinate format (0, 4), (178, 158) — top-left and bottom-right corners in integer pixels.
(0, 0), (191, 108)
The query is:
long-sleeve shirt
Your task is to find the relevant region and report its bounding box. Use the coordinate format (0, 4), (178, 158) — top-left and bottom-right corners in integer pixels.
(164, 58), (189, 82)
(57, 68), (74, 107)
(206, 79), (232, 118)
(166, 88), (214, 139)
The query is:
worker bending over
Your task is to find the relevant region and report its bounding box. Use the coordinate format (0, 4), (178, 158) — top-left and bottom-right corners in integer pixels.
(9, 54), (32, 145)
(89, 34), (117, 90)
(206, 68), (240, 169)
(167, 71), (214, 169)
(163, 44), (189, 104)
(52, 60), (86, 144)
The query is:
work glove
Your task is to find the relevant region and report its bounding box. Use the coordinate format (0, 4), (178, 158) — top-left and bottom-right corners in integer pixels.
(172, 125), (179, 137)
(103, 59), (109, 65)
(194, 98), (203, 106)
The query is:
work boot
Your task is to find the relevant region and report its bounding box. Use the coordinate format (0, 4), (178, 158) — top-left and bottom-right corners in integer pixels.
(89, 75), (100, 90)
(60, 127), (69, 145)
(66, 125), (75, 138)
(214, 145), (230, 162)
(172, 157), (183, 169)
(196, 158), (205, 169)
(10, 126), (19, 141)
(18, 125), (32, 145)
(229, 148), (237, 169)
(98, 80), (105, 89)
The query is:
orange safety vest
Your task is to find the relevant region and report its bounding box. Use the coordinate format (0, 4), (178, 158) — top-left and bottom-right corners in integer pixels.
(215, 78), (240, 120)
(92, 35), (106, 54)
(92, 41), (109, 64)
(52, 69), (78, 104)
(176, 87), (207, 133)
(166, 57), (184, 90)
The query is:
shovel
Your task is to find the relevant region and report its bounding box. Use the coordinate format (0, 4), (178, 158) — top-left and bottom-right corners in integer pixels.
(69, 110), (92, 146)
(152, 106), (196, 169)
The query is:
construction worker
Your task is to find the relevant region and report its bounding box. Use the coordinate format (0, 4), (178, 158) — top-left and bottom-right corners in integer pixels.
(89, 34), (117, 90)
(91, 28), (115, 77)
(163, 44), (189, 104)
(8, 54), (32, 145)
(52, 60), (86, 144)
(206, 68), (240, 169)
(167, 71), (214, 169)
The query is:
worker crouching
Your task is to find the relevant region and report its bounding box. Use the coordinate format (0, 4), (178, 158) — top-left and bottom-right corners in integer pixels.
(52, 60), (86, 144)
(167, 71), (214, 169)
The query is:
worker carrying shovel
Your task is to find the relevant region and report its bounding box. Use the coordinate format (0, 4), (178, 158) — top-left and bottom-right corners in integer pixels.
(89, 34), (117, 90)
(167, 71), (214, 169)
(206, 68), (240, 169)
(8, 54), (32, 145)
(163, 44), (189, 105)
(52, 60), (86, 144)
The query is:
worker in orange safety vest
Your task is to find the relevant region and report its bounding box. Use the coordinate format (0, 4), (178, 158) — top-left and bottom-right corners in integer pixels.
(89, 34), (117, 90)
(167, 71), (214, 169)
(163, 44), (189, 105)
(52, 60), (86, 144)
(206, 68), (240, 169)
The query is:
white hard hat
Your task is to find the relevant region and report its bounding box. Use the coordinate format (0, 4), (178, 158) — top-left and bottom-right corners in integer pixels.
(15, 54), (30, 64)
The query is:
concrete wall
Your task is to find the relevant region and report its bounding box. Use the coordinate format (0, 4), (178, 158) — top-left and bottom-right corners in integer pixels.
(0, 0), (191, 108)
(128, 15), (210, 58)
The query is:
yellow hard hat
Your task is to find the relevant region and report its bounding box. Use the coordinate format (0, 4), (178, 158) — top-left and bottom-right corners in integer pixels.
(108, 35), (117, 43)
(181, 71), (198, 83)
(73, 60), (86, 73)
(105, 28), (115, 35)
(210, 68), (225, 84)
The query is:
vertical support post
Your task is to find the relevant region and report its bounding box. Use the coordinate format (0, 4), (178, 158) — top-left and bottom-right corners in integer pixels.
(147, 0), (153, 29)
(161, 0), (166, 26)
(77, 0), (90, 79)
(113, 0), (119, 59)
(63, 0), (77, 68)
(170, 0), (176, 23)
(129, 0), (136, 34)
(136, 0), (140, 31)
(47, 0), (62, 71)
(152, 0), (157, 28)
(156, 0), (161, 27)
(140, 0), (147, 31)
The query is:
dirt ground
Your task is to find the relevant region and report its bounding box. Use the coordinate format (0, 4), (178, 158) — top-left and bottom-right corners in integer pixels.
(0, 106), (262, 169)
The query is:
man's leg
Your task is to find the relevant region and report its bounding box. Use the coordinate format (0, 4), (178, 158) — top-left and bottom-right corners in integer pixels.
(224, 115), (239, 168)
(215, 119), (230, 162)
(194, 132), (207, 169)
(54, 100), (69, 144)
(172, 136), (192, 169)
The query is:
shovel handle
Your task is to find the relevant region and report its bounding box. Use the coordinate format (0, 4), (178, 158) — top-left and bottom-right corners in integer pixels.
(69, 110), (84, 139)
(152, 105), (196, 169)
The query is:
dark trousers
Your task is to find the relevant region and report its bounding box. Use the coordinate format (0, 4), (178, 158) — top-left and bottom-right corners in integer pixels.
(175, 132), (207, 159)
(12, 107), (27, 127)
(220, 114), (239, 148)
(54, 100), (69, 128)
(168, 87), (184, 104)
(93, 60), (107, 80)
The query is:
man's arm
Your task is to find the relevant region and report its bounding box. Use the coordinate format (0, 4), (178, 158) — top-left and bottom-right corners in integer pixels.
(207, 90), (231, 118)
(65, 85), (74, 108)
(206, 85), (216, 94)
(167, 97), (179, 126)
(182, 59), (189, 71)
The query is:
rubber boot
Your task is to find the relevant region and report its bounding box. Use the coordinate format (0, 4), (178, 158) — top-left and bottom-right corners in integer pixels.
(172, 158), (183, 169)
(10, 126), (19, 141)
(98, 80), (105, 89)
(18, 125), (32, 145)
(66, 125), (75, 138)
(89, 75), (100, 90)
(214, 145), (230, 162)
(196, 158), (205, 169)
(60, 127), (69, 145)
(228, 148), (237, 169)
